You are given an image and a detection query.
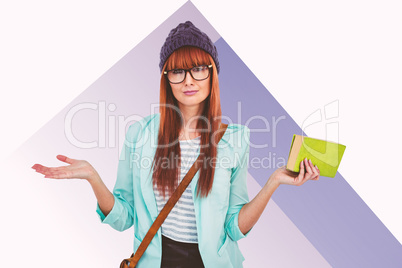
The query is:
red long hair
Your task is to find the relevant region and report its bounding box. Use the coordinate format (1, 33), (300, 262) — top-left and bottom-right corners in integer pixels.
(152, 46), (222, 199)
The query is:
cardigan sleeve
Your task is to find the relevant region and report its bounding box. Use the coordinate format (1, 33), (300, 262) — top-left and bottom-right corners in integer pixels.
(95, 121), (142, 232)
(224, 125), (252, 241)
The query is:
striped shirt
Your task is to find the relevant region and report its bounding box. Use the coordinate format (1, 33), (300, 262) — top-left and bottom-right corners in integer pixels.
(153, 136), (201, 243)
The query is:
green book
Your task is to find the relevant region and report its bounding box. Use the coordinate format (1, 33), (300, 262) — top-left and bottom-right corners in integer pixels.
(286, 134), (346, 178)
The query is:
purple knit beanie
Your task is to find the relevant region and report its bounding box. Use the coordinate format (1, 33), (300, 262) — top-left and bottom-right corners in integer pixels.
(159, 21), (220, 74)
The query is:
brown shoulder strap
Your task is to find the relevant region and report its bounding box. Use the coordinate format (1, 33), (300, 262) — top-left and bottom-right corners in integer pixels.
(120, 123), (228, 268)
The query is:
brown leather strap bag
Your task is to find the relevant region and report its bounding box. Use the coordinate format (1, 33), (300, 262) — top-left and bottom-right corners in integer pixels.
(120, 123), (228, 268)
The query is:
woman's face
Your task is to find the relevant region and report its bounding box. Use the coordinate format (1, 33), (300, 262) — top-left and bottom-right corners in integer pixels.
(169, 69), (211, 111)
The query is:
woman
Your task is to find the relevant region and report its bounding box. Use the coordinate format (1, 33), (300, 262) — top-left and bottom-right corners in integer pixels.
(32, 21), (320, 267)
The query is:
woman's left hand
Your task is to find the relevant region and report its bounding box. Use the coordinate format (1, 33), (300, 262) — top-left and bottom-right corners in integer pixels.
(270, 158), (320, 187)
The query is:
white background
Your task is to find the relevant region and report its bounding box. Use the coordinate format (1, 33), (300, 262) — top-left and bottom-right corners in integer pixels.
(1, 0), (401, 249)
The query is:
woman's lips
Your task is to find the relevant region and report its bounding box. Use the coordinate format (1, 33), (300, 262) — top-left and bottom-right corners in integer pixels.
(184, 91), (198, 96)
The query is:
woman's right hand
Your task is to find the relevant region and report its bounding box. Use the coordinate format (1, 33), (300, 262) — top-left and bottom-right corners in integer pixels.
(32, 154), (100, 183)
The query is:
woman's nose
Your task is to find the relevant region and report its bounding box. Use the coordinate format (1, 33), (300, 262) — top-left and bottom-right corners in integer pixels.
(184, 70), (195, 85)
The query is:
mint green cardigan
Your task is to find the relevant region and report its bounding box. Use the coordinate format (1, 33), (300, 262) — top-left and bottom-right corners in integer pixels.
(96, 113), (251, 267)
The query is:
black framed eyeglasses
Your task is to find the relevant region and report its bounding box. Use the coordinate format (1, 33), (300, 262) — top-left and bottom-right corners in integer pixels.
(164, 65), (213, 84)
